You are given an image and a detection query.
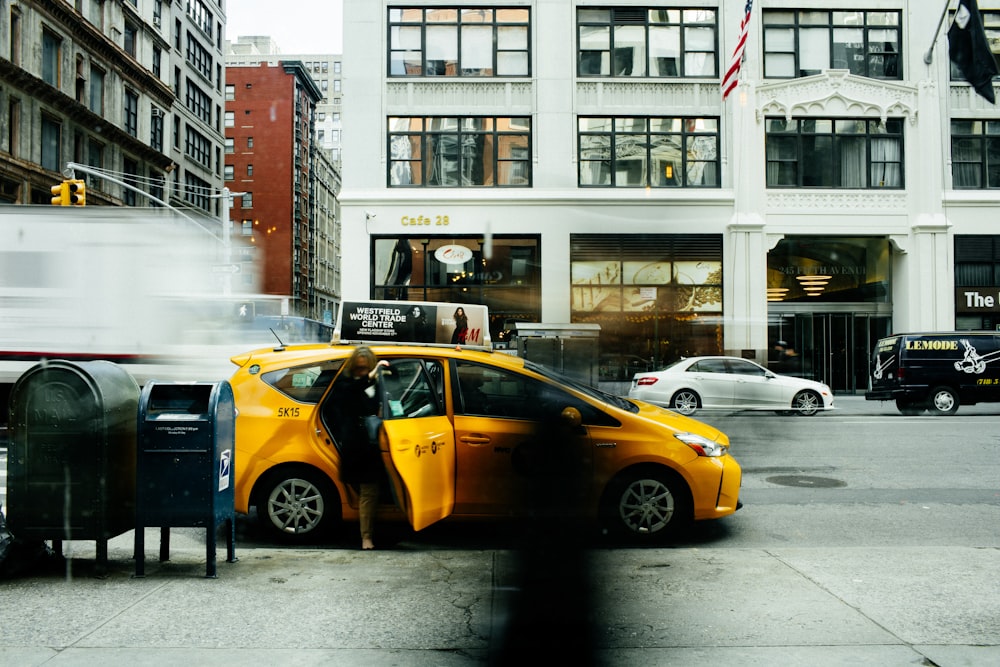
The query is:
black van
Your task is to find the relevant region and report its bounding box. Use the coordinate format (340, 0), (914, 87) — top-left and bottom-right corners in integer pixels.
(866, 332), (1000, 415)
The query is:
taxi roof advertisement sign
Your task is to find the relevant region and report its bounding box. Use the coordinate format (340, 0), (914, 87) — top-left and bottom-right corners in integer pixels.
(335, 301), (491, 348)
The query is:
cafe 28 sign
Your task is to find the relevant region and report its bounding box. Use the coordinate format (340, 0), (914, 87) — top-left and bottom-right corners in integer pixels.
(434, 244), (474, 265)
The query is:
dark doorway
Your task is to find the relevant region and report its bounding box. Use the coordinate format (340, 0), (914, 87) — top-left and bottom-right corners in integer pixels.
(768, 312), (891, 393)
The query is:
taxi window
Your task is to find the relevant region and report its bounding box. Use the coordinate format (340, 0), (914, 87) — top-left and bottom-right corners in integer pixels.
(381, 358), (445, 419)
(261, 359), (344, 403)
(455, 361), (618, 426)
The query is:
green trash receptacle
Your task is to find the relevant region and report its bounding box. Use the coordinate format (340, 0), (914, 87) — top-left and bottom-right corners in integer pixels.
(6, 360), (139, 570)
(134, 381), (236, 578)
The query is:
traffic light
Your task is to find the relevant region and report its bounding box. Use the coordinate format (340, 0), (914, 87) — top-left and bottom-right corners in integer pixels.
(67, 179), (86, 206)
(50, 181), (68, 206)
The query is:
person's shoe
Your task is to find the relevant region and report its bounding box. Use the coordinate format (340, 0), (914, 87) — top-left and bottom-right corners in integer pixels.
(362, 537), (375, 550)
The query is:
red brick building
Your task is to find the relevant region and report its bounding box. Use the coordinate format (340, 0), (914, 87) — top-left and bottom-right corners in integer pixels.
(225, 61), (322, 315)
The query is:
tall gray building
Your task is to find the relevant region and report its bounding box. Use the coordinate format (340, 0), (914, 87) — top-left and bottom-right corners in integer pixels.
(0, 0), (227, 217)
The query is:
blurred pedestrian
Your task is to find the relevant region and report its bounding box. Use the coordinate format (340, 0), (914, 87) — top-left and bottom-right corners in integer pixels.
(324, 346), (387, 550)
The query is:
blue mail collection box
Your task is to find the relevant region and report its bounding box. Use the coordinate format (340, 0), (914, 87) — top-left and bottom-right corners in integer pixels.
(135, 381), (236, 577)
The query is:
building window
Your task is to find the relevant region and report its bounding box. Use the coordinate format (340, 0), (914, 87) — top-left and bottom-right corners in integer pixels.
(124, 89), (139, 137)
(388, 116), (531, 186)
(951, 11), (1000, 85)
(334, 61), (342, 74)
(123, 157), (139, 205)
(90, 65), (105, 114)
(571, 234), (723, 370)
(956, 235), (1000, 287)
(763, 9), (901, 79)
(42, 29), (61, 87)
(41, 114), (61, 172)
(579, 117), (719, 187)
(225, 137), (235, 153)
(242, 192), (253, 208)
(183, 171), (211, 211)
(577, 7), (717, 78)
(247, 136), (254, 149)
(389, 7), (530, 76)
(951, 120), (1000, 188)
(184, 126), (212, 167)
(225, 84), (235, 100)
(247, 164), (253, 176)
(185, 31), (213, 80)
(242, 219), (254, 236)
(88, 138), (104, 183)
(151, 110), (164, 151)
(124, 21), (138, 57)
(765, 117), (904, 189)
(186, 79), (212, 124)
(224, 164), (234, 180)
(225, 110), (235, 127)
(153, 46), (162, 78)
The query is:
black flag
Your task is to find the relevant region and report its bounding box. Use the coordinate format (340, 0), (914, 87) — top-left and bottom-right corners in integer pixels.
(949, 0), (999, 103)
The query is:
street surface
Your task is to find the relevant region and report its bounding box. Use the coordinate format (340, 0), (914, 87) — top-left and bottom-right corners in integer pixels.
(1, 396), (998, 666)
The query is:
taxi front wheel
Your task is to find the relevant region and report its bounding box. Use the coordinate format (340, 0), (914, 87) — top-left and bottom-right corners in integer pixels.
(256, 467), (341, 542)
(601, 468), (692, 543)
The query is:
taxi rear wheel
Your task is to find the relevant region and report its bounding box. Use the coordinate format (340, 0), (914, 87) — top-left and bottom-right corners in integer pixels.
(256, 467), (341, 542)
(601, 468), (692, 543)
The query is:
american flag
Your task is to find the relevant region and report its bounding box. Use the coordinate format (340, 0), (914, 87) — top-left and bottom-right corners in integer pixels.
(722, 0), (753, 100)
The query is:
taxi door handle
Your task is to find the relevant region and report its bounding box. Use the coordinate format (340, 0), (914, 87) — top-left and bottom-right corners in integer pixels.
(459, 434), (491, 446)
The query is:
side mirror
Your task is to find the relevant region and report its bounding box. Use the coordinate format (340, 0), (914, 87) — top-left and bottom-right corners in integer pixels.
(764, 370), (777, 379)
(560, 406), (582, 428)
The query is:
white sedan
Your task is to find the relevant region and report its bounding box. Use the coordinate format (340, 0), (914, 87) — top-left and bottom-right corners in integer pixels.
(628, 356), (834, 416)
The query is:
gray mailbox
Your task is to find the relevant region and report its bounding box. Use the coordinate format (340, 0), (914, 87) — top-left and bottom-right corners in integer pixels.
(6, 360), (138, 572)
(134, 381), (236, 578)
(513, 323), (601, 386)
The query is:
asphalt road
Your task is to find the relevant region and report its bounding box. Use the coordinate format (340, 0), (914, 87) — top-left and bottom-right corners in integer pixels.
(1, 395), (998, 666)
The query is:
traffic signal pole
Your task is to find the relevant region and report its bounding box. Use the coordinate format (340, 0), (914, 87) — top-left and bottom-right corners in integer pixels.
(64, 162), (223, 243)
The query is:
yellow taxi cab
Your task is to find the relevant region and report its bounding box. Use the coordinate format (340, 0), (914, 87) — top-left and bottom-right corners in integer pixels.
(228, 302), (742, 543)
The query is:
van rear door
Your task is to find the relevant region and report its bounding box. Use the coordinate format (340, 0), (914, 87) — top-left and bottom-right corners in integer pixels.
(868, 335), (901, 395)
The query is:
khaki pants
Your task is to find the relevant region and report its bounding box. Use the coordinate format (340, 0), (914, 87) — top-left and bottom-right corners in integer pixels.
(359, 482), (378, 540)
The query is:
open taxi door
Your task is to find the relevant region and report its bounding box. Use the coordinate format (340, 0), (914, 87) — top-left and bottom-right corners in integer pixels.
(376, 359), (456, 531)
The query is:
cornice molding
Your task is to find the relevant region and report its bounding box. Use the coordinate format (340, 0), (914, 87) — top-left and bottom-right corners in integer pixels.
(755, 70), (919, 125)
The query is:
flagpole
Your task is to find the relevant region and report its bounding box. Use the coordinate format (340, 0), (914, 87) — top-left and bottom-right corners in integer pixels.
(925, 0), (955, 64)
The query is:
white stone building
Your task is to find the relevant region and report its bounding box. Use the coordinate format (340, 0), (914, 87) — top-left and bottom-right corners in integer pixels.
(341, 1), (1000, 393)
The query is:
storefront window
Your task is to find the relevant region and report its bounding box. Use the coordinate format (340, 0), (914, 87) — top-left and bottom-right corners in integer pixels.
(372, 236), (541, 340)
(570, 234), (723, 377)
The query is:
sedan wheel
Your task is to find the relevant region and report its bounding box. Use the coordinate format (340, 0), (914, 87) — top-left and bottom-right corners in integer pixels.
(257, 468), (339, 542)
(603, 470), (691, 542)
(670, 389), (700, 415)
(792, 390), (821, 416)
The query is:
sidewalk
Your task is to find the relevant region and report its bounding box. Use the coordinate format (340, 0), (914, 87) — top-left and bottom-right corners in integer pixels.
(1, 528), (998, 666)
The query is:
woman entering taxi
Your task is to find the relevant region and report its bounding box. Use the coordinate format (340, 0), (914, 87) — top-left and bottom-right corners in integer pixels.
(324, 346), (388, 550)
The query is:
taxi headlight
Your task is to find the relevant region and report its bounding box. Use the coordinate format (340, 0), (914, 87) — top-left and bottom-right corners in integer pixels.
(674, 432), (728, 458)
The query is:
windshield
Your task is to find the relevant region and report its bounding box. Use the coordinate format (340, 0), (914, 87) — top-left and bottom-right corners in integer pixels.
(521, 358), (639, 413)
